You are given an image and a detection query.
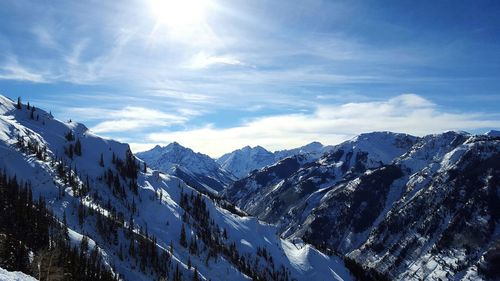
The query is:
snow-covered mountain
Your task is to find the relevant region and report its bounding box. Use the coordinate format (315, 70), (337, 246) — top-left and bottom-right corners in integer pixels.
(136, 143), (235, 194)
(0, 95), (352, 281)
(274, 141), (334, 160)
(224, 132), (418, 224)
(216, 145), (275, 178)
(225, 131), (500, 280)
(217, 142), (333, 179)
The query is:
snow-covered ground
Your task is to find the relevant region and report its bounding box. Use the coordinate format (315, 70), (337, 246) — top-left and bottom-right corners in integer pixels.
(0, 95), (353, 281)
(0, 267), (37, 281)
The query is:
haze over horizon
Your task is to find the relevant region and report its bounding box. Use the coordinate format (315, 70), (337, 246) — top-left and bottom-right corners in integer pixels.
(1, 0), (500, 157)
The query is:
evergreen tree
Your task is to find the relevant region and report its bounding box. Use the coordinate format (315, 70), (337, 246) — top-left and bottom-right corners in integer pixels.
(0, 172), (117, 281)
(118, 244), (124, 261)
(173, 264), (182, 281)
(99, 153), (104, 167)
(193, 267), (200, 281)
(68, 143), (74, 159)
(16, 97), (22, 109)
(180, 223), (187, 248)
(65, 130), (75, 141)
(74, 138), (82, 156)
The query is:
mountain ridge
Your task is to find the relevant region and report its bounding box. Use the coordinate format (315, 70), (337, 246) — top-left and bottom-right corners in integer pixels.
(217, 141), (334, 178)
(0, 95), (353, 281)
(136, 141), (236, 194)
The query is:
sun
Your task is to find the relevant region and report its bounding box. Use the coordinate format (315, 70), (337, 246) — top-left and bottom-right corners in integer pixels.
(148, 0), (210, 29)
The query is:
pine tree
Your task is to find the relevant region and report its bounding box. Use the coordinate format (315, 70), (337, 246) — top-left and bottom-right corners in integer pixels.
(99, 153), (104, 167)
(16, 97), (21, 109)
(189, 236), (198, 255)
(68, 143), (74, 159)
(193, 267), (200, 281)
(173, 264), (182, 281)
(62, 212), (70, 241)
(180, 223), (187, 248)
(113, 175), (120, 193)
(118, 244), (124, 261)
(80, 235), (89, 254)
(74, 138), (82, 156)
(129, 240), (135, 257)
(65, 130), (74, 141)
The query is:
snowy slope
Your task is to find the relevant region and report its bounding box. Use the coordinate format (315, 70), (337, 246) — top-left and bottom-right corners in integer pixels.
(0, 95), (353, 281)
(0, 267), (37, 281)
(136, 143), (235, 194)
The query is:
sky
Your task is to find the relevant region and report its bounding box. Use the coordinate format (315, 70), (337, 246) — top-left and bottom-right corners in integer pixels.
(1, 0), (499, 157)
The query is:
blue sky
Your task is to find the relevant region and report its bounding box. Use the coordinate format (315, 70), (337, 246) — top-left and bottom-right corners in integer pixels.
(1, 0), (499, 156)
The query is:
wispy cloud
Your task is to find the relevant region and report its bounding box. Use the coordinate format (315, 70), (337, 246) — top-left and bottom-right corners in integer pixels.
(0, 58), (48, 83)
(90, 106), (190, 133)
(186, 52), (246, 69)
(32, 26), (58, 49)
(137, 94), (500, 157)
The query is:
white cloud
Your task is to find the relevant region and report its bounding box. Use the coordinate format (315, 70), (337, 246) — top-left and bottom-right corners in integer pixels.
(90, 106), (189, 133)
(187, 52), (246, 69)
(139, 94), (500, 157)
(0, 59), (47, 83)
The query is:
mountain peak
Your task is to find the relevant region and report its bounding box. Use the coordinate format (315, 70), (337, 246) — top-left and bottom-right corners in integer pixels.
(442, 130), (470, 136)
(300, 141), (323, 150)
(137, 142), (235, 193)
(166, 141), (184, 148)
(218, 142), (330, 179)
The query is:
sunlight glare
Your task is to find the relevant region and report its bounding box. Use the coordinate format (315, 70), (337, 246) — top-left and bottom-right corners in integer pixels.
(148, 0), (210, 28)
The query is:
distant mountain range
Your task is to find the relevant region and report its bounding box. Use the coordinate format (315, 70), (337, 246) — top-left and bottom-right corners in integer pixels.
(137, 140), (334, 193)
(217, 141), (333, 178)
(136, 142), (236, 194)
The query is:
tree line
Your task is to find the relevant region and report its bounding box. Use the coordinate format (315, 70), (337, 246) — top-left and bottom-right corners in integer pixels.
(0, 170), (117, 281)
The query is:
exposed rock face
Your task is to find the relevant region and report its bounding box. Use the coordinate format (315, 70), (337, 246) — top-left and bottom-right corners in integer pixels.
(226, 131), (500, 280)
